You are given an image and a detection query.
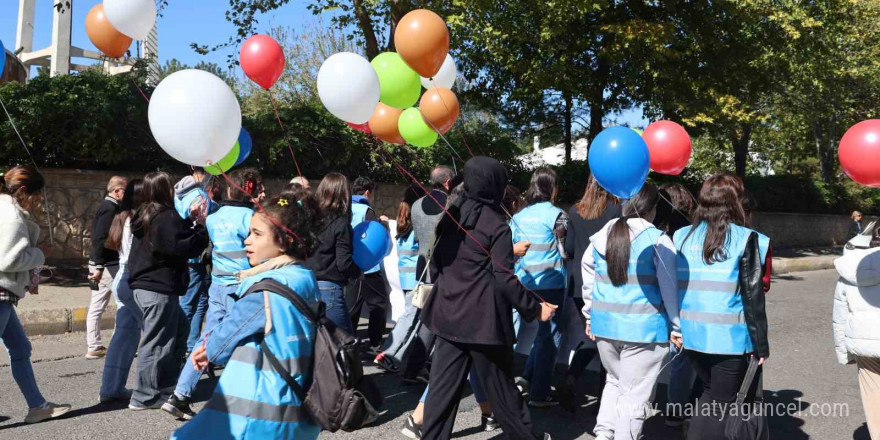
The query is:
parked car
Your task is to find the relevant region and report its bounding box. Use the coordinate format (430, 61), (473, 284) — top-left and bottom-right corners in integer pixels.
(845, 220), (877, 253)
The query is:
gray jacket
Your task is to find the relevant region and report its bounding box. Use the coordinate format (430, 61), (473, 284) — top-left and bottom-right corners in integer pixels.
(411, 190), (448, 282)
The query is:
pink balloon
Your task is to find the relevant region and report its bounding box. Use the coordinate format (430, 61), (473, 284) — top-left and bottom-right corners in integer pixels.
(346, 121), (372, 134)
(839, 120), (880, 187)
(643, 120), (692, 175)
(240, 34), (285, 89)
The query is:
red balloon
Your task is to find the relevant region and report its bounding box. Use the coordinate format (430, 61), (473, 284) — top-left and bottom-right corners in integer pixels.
(240, 35), (285, 89)
(839, 120), (880, 187)
(643, 120), (692, 175)
(346, 121), (372, 134)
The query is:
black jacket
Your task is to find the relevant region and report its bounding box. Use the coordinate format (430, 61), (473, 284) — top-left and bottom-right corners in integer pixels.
(564, 203), (622, 298)
(421, 157), (542, 346)
(90, 197), (121, 268)
(740, 233), (770, 358)
(128, 208), (208, 295)
(305, 215), (362, 285)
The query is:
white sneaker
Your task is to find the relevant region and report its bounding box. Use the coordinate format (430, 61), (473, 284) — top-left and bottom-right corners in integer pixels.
(128, 400), (164, 411)
(24, 402), (71, 424)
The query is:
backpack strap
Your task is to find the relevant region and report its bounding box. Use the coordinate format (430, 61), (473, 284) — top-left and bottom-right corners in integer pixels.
(242, 279), (319, 403)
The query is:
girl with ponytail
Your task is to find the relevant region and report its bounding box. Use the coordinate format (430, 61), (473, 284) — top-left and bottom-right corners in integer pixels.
(580, 183), (680, 440)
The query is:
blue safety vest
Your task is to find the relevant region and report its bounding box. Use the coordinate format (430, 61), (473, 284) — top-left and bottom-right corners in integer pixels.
(171, 264), (320, 440)
(351, 198), (381, 274)
(511, 202), (566, 290)
(590, 225), (670, 343)
(397, 230), (419, 291)
(207, 203), (254, 285)
(674, 222), (756, 355)
(174, 184), (217, 264)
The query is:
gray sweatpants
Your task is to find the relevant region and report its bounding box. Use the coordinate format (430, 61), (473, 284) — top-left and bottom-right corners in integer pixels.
(131, 289), (189, 406)
(595, 339), (668, 440)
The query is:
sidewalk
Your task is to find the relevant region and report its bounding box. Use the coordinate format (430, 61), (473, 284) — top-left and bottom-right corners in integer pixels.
(17, 248), (841, 337)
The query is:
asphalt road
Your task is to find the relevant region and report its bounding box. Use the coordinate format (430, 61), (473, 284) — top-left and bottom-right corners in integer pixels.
(0, 269), (872, 439)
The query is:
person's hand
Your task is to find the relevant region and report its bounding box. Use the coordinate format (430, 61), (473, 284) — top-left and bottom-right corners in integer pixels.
(671, 334), (683, 350)
(190, 199), (207, 222)
(752, 354), (768, 366)
(88, 269), (103, 284)
(513, 241), (531, 257)
(538, 302), (557, 322)
(585, 322), (596, 341)
(191, 346), (209, 371)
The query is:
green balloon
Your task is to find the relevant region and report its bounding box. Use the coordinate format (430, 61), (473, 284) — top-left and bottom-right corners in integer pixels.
(206, 142), (240, 176)
(398, 107), (438, 148)
(371, 52), (421, 109)
(631, 127), (644, 136)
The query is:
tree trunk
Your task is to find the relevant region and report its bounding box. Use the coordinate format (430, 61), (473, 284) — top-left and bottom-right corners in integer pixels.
(563, 92), (573, 164)
(588, 59), (610, 144)
(353, 0), (380, 59)
(386, 0), (409, 52)
(813, 118), (838, 184)
(733, 124), (752, 177)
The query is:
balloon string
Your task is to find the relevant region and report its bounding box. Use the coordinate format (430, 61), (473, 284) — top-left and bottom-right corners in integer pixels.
(216, 168), (307, 260)
(130, 75), (150, 103)
(373, 143), (547, 307)
(0, 94), (54, 244)
(418, 107), (464, 161)
(267, 92), (304, 180)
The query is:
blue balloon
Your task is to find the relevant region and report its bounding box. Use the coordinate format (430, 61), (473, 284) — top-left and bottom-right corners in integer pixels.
(352, 221), (392, 271)
(0, 39), (6, 76)
(588, 126), (650, 199)
(234, 128), (252, 166)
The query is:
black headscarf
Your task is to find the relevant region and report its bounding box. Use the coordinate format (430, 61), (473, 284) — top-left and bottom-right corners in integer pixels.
(458, 156), (508, 228)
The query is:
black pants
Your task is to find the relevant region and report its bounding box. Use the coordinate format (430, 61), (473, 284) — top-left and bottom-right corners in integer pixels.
(422, 337), (538, 440)
(686, 351), (758, 439)
(347, 272), (388, 347)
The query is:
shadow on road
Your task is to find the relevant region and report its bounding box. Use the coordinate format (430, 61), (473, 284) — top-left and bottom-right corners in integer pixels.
(766, 389), (810, 440)
(0, 400), (129, 432)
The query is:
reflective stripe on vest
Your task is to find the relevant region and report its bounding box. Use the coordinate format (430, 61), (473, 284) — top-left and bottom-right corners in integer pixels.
(511, 202), (566, 290)
(194, 266), (319, 436)
(590, 226), (670, 343)
(207, 205), (254, 284)
(352, 202), (381, 274)
(674, 223), (755, 355)
(397, 231), (419, 291)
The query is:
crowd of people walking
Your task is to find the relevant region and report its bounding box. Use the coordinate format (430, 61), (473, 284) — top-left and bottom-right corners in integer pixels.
(11, 155), (879, 439)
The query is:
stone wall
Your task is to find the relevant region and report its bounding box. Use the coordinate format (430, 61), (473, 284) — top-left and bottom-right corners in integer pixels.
(32, 168), (856, 266)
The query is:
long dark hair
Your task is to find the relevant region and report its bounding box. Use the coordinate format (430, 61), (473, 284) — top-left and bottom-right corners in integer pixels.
(132, 172), (175, 239)
(396, 201), (412, 237)
(106, 178), (144, 251)
(315, 172), (351, 220)
(683, 174), (747, 264)
(576, 175), (620, 220)
(606, 184), (659, 287)
(523, 167), (557, 206)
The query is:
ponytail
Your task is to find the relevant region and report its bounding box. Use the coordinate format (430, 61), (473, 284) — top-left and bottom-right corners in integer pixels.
(604, 184), (660, 287)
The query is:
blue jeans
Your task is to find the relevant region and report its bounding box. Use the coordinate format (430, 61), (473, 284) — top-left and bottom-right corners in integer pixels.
(667, 342), (697, 417)
(0, 303), (46, 408)
(318, 281), (353, 335)
(523, 288), (566, 400)
(180, 263), (209, 352)
(420, 368), (487, 404)
(100, 264), (144, 398)
(174, 282), (237, 398)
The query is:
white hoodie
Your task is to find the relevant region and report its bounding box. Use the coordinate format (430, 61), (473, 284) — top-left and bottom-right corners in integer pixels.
(832, 248), (880, 364)
(581, 217), (681, 336)
(0, 194), (44, 298)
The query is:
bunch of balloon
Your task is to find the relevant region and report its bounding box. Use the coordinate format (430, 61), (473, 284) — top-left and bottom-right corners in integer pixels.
(85, 0), (156, 58)
(839, 120), (880, 187)
(642, 120), (692, 175)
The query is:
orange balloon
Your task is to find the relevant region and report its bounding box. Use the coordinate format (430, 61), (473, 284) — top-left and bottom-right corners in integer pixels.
(419, 87), (459, 134)
(369, 103), (406, 145)
(85, 4), (132, 59)
(394, 9), (450, 78)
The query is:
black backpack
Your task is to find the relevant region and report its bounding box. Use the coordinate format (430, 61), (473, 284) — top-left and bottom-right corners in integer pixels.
(244, 279), (382, 432)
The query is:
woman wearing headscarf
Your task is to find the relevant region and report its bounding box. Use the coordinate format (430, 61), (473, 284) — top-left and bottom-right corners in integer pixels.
(420, 157), (556, 440)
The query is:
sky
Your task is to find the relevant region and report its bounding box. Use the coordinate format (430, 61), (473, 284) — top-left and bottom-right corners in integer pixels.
(0, 0), (646, 127)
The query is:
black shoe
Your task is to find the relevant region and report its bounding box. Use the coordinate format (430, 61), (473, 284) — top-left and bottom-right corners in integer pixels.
(401, 414), (422, 439)
(480, 414), (500, 432)
(161, 394), (195, 421)
(558, 374), (577, 413)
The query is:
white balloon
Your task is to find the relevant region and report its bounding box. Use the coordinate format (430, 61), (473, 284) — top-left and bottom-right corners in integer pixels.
(317, 52), (380, 124)
(420, 54), (457, 90)
(104, 0), (156, 40)
(149, 70), (242, 167)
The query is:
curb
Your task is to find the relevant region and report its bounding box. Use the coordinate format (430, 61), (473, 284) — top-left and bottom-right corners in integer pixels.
(772, 255), (837, 275)
(20, 304), (116, 337)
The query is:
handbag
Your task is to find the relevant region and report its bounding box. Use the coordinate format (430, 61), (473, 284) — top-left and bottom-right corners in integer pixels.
(411, 235), (440, 309)
(723, 357), (769, 440)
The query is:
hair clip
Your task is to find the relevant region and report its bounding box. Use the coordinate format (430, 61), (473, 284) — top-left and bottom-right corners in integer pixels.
(278, 199), (289, 207)
(297, 200), (303, 207)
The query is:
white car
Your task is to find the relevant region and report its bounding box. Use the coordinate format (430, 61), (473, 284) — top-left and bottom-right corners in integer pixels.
(845, 220), (876, 253)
